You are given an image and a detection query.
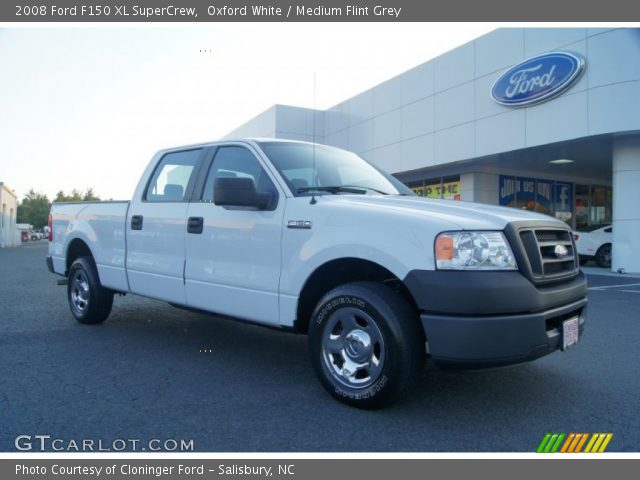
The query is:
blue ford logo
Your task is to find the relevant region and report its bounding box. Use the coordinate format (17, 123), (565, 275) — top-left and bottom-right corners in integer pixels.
(491, 52), (585, 107)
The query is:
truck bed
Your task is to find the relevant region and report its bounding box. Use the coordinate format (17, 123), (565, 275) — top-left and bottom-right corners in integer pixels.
(49, 201), (130, 292)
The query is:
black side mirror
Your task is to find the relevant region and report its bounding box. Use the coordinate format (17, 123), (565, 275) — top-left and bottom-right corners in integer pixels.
(213, 177), (272, 210)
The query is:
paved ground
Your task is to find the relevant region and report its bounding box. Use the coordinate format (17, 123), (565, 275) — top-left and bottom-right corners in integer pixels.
(1, 242), (639, 452)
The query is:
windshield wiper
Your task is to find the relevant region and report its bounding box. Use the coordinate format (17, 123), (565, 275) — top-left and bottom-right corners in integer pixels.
(297, 185), (390, 195)
(297, 186), (368, 195)
(340, 185), (390, 195)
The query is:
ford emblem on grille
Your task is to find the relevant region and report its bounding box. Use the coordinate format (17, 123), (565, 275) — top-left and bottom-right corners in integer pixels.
(554, 244), (569, 258)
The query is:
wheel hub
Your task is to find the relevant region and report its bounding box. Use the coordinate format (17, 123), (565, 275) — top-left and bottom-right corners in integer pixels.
(70, 271), (90, 313)
(321, 307), (385, 389)
(344, 329), (372, 362)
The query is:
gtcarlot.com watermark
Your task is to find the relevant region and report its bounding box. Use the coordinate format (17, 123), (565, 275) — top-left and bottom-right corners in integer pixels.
(15, 435), (194, 452)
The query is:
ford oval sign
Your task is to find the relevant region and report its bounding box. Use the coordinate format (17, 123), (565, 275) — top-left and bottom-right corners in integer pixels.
(491, 52), (585, 107)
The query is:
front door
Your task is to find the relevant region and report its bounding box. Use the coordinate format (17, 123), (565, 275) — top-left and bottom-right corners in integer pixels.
(184, 144), (284, 326)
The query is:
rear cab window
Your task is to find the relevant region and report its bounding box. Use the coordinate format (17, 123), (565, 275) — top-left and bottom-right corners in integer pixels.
(145, 148), (203, 202)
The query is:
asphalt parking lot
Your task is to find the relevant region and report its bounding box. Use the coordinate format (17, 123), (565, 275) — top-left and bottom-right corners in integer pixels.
(1, 242), (639, 452)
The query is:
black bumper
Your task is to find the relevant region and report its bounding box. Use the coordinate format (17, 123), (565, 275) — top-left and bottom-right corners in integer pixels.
(404, 270), (587, 368)
(46, 255), (55, 274)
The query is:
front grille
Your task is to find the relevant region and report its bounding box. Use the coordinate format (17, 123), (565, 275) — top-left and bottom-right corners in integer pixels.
(519, 228), (578, 282)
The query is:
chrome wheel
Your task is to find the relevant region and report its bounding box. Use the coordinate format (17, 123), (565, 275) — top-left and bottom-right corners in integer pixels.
(321, 307), (385, 389)
(70, 270), (90, 314)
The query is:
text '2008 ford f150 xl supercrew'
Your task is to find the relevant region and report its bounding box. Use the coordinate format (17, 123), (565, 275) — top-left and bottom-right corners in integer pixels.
(47, 139), (587, 408)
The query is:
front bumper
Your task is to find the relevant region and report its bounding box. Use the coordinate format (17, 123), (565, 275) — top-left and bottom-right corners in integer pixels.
(404, 270), (588, 368)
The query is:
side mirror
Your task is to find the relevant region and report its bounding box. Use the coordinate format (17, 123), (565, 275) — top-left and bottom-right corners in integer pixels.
(213, 177), (272, 210)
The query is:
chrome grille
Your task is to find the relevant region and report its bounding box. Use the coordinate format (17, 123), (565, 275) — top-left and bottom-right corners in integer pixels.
(519, 228), (578, 281)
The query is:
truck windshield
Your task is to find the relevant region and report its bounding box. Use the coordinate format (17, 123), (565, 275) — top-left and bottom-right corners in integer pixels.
(258, 141), (413, 197)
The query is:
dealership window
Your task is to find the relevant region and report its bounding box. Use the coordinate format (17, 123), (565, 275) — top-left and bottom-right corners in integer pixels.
(406, 176), (460, 200)
(499, 176), (573, 226)
(575, 184), (612, 230)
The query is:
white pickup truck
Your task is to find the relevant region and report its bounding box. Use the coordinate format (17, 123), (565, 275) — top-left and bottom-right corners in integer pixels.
(48, 139), (587, 408)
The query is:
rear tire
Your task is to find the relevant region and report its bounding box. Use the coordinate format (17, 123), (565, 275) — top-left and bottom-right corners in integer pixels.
(67, 256), (113, 324)
(595, 244), (612, 268)
(308, 281), (425, 409)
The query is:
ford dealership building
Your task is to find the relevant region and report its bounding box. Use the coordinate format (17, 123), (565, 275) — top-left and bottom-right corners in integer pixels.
(227, 28), (640, 274)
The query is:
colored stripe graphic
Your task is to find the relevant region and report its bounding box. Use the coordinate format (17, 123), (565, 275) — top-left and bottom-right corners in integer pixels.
(544, 434), (559, 453)
(550, 433), (565, 453)
(584, 433), (598, 453)
(592, 434), (606, 452)
(537, 433), (552, 453)
(538, 433), (612, 453)
(598, 433), (613, 453)
(585, 433), (613, 453)
(560, 433), (575, 453)
(575, 433), (589, 453)
(566, 433), (581, 453)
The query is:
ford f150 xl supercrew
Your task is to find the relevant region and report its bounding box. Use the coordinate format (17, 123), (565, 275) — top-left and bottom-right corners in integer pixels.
(47, 139), (587, 408)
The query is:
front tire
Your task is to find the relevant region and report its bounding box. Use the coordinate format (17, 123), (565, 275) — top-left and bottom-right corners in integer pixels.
(308, 282), (425, 409)
(595, 244), (612, 268)
(67, 256), (113, 324)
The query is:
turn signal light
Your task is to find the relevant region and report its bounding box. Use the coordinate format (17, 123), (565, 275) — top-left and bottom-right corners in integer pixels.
(435, 235), (454, 260)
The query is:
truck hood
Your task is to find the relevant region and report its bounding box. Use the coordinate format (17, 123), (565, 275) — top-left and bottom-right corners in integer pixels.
(320, 194), (565, 230)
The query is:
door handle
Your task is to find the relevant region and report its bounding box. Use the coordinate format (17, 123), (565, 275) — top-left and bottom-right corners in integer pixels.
(187, 216), (204, 234)
(131, 215), (143, 230)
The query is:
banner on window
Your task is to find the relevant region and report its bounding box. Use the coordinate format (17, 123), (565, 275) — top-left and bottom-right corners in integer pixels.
(500, 176), (571, 215)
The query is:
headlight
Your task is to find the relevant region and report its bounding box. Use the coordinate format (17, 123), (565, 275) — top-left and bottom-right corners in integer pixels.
(435, 231), (517, 270)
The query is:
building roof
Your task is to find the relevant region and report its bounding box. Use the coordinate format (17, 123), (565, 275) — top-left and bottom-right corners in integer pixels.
(0, 182), (18, 199)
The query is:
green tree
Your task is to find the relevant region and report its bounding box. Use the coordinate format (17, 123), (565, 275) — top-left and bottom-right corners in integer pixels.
(82, 188), (100, 201)
(68, 189), (83, 201)
(54, 188), (101, 202)
(16, 190), (51, 229)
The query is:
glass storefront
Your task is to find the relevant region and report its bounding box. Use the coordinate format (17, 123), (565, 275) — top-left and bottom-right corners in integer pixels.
(407, 175), (461, 200)
(499, 176), (611, 229)
(575, 184), (612, 230)
(499, 175), (573, 225)
(404, 174), (611, 230)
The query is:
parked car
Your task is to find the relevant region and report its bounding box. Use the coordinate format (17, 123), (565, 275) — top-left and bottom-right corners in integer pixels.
(47, 139), (587, 408)
(573, 225), (612, 268)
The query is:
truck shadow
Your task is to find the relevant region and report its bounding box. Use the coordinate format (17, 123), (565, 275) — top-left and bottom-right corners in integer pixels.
(103, 295), (566, 416)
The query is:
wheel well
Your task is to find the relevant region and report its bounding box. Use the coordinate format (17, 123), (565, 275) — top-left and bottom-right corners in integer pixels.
(294, 258), (417, 334)
(66, 238), (93, 274)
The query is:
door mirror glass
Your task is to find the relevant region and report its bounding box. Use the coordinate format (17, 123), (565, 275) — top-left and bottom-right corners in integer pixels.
(213, 177), (272, 210)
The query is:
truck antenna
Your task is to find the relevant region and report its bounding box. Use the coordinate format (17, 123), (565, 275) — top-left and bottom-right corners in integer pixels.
(310, 72), (317, 205)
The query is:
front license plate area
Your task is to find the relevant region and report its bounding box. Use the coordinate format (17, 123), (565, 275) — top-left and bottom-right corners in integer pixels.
(562, 316), (580, 350)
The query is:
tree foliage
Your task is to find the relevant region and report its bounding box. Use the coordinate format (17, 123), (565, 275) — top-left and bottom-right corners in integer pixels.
(54, 188), (101, 202)
(16, 188), (101, 229)
(16, 190), (50, 229)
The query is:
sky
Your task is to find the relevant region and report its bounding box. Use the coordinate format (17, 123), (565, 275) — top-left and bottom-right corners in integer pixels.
(0, 24), (494, 201)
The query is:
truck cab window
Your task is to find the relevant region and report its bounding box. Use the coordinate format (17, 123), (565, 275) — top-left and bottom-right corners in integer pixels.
(201, 146), (276, 202)
(145, 148), (202, 202)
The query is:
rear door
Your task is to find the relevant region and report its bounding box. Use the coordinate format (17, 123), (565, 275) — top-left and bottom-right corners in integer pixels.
(126, 148), (205, 304)
(184, 143), (285, 325)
